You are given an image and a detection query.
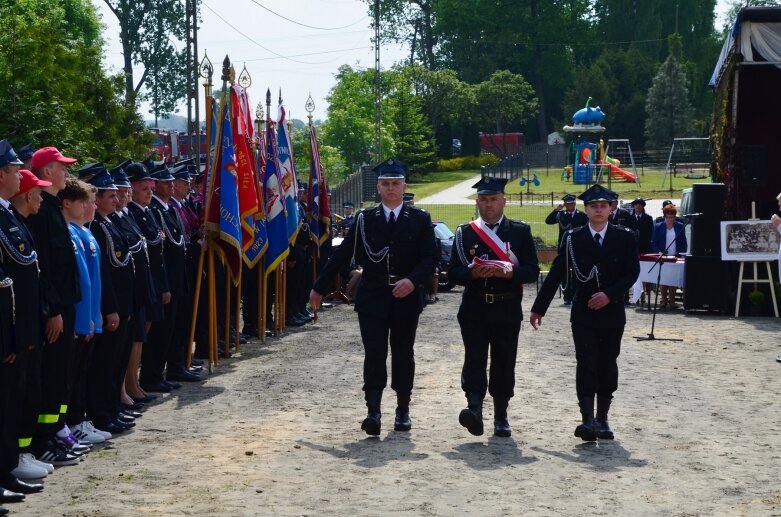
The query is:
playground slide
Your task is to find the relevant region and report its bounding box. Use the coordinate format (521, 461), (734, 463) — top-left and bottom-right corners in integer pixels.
(607, 163), (637, 183)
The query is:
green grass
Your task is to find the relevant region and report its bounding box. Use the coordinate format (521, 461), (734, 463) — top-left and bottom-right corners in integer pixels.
(405, 166), (712, 246)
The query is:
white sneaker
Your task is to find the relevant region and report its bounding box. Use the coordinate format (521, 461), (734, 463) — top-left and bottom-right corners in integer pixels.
(11, 453), (48, 479)
(71, 421), (107, 444)
(26, 453), (54, 474)
(85, 420), (111, 440)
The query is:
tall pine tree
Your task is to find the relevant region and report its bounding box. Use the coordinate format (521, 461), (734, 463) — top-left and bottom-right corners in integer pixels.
(391, 74), (436, 176)
(644, 35), (694, 148)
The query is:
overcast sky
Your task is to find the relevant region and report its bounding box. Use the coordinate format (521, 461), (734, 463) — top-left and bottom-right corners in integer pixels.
(93, 0), (734, 125)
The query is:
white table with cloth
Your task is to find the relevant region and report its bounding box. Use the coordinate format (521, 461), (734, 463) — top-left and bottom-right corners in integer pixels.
(631, 254), (685, 304)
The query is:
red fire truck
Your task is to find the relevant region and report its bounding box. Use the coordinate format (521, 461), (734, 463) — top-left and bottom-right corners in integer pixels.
(149, 129), (207, 164)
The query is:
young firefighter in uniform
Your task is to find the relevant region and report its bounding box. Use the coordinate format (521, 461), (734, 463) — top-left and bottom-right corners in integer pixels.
(309, 159), (435, 436)
(530, 184), (639, 441)
(449, 177), (539, 437)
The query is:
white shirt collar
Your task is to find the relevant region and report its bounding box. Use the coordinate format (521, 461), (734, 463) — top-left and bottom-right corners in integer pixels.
(0, 198), (9, 210)
(130, 200), (147, 211)
(151, 194), (169, 210)
(382, 204), (402, 221)
(588, 224), (607, 242)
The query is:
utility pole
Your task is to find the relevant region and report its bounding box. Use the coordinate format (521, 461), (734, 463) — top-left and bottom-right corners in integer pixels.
(374, 0), (381, 162)
(185, 0), (200, 168)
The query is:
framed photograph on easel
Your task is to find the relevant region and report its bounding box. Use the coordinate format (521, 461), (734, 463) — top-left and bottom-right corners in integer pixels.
(720, 220), (779, 261)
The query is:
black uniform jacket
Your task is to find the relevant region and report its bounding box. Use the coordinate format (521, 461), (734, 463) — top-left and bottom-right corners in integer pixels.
(110, 210), (157, 311)
(149, 196), (188, 298)
(0, 206), (41, 355)
(90, 214), (134, 318)
(609, 207), (635, 229)
(450, 218), (539, 323)
(631, 212), (654, 254)
(25, 192), (80, 318)
(545, 208), (588, 246)
(127, 201), (168, 296)
(532, 224), (640, 328)
(313, 204), (435, 318)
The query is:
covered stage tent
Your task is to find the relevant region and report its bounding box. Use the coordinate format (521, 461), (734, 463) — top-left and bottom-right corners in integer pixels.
(710, 7), (781, 220)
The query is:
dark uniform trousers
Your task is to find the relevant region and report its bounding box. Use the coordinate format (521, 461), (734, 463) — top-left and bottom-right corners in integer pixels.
(144, 197), (186, 383)
(168, 198), (200, 367)
(531, 224), (639, 404)
(450, 218), (539, 400)
(313, 204), (435, 397)
(26, 193), (80, 452)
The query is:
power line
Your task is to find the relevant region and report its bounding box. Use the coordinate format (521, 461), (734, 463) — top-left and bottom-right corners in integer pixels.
(202, 1), (347, 65)
(244, 0), (368, 31)
(237, 45), (370, 63)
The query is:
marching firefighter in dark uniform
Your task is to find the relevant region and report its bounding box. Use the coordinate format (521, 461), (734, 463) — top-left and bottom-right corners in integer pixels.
(530, 184), (639, 442)
(309, 158), (435, 436)
(449, 177), (539, 437)
(545, 194), (587, 304)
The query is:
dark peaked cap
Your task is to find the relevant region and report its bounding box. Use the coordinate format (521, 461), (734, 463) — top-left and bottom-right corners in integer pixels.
(577, 183), (617, 204)
(373, 158), (407, 179)
(472, 176), (508, 195)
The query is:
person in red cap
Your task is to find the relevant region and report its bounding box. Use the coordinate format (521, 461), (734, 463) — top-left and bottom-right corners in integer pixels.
(7, 171), (61, 479)
(26, 146), (84, 466)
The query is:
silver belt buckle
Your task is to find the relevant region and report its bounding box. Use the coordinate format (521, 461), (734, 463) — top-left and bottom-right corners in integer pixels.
(388, 275), (398, 285)
(485, 293), (495, 304)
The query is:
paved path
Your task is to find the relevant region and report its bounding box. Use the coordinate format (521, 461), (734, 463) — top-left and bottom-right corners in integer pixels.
(417, 174), (481, 205)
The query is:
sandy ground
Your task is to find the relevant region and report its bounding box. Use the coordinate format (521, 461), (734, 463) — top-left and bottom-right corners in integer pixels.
(11, 288), (781, 517)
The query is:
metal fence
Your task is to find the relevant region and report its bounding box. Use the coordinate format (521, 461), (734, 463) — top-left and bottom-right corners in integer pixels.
(418, 201), (559, 247)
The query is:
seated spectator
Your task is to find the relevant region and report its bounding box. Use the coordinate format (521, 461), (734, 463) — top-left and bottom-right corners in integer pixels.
(651, 204), (688, 308)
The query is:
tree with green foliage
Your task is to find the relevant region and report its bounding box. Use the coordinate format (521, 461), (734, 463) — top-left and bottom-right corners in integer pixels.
(321, 65), (397, 175)
(0, 0), (149, 162)
(366, 0), (439, 69)
(644, 35), (695, 148)
(390, 74), (436, 175)
(475, 70), (538, 157)
(404, 64), (475, 157)
(102, 0), (187, 121)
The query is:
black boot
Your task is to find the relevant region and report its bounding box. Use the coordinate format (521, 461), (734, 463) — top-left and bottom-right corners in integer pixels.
(596, 396), (614, 440)
(493, 398), (511, 437)
(574, 396), (597, 442)
(361, 390), (382, 436)
(394, 394), (412, 431)
(459, 393), (484, 436)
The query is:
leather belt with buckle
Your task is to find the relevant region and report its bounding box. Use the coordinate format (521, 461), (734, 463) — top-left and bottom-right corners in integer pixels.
(482, 292), (518, 304)
(387, 274), (402, 285)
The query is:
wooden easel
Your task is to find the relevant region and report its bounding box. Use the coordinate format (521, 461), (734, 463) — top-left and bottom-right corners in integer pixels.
(735, 261), (779, 317)
(734, 202), (779, 317)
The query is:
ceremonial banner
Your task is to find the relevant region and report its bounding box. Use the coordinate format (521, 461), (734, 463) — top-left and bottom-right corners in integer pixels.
(231, 86), (266, 266)
(276, 104), (300, 242)
(308, 123), (330, 246)
(215, 102), (242, 283)
(263, 122), (289, 275)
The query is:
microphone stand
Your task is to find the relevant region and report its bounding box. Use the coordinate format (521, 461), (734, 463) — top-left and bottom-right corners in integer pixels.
(634, 219), (691, 342)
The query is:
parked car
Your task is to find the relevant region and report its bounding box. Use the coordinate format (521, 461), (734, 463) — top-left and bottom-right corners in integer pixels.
(433, 221), (455, 291)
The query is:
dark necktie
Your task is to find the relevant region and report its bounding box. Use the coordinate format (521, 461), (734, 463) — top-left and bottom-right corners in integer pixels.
(487, 223), (498, 230)
(388, 210), (396, 227)
(594, 233), (602, 246)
